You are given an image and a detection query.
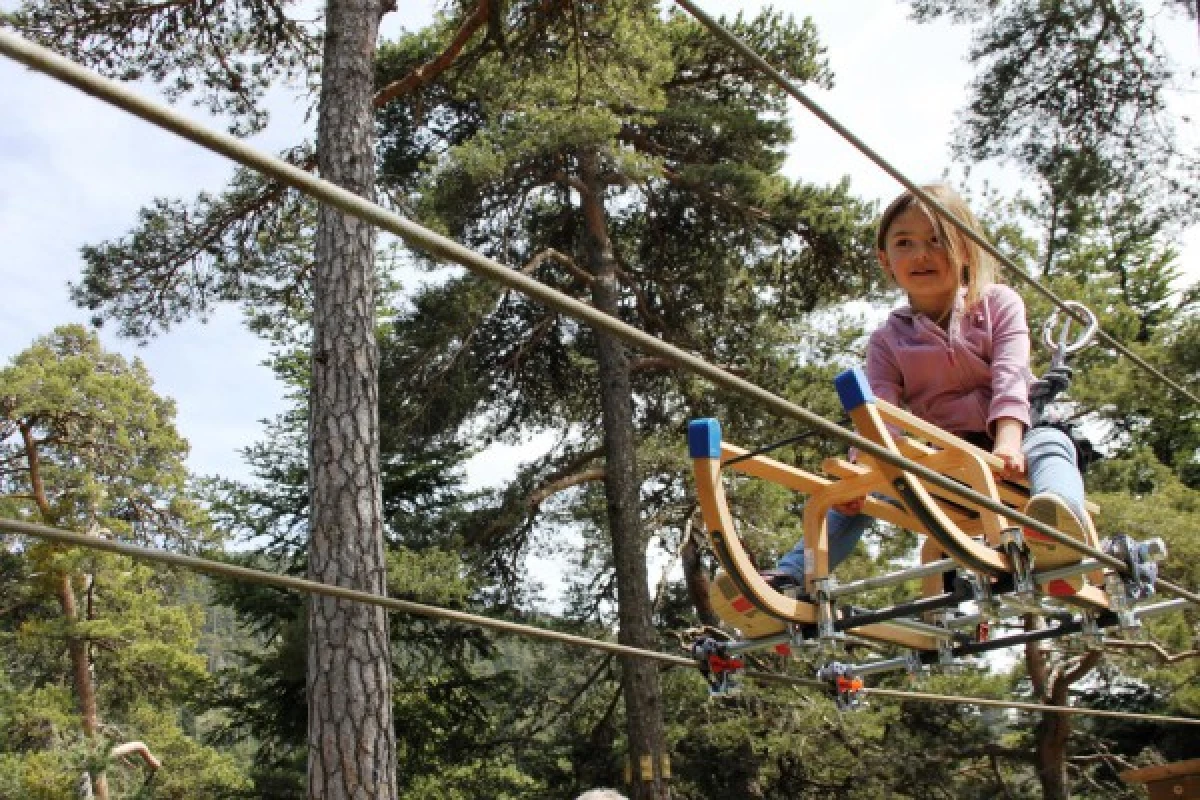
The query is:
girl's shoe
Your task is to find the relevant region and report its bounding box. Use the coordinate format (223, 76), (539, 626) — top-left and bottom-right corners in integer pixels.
(1022, 492), (1089, 595)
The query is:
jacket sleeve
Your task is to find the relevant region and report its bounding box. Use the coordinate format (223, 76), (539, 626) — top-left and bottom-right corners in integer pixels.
(865, 328), (904, 408)
(985, 285), (1033, 431)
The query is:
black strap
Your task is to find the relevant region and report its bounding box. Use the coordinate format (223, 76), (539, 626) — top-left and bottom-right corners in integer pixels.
(721, 418), (851, 467)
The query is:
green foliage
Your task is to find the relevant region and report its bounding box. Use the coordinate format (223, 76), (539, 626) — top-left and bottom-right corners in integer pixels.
(373, 4), (879, 627)
(0, 745), (82, 800)
(2, 0), (318, 134)
(0, 324), (210, 543)
(1089, 464), (1200, 715)
(663, 670), (1019, 799)
(398, 761), (543, 800)
(73, 152), (320, 340)
(911, 0), (1198, 223)
(108, 705), (251, 799)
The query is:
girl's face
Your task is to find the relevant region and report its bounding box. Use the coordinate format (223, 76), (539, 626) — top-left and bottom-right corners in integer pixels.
(877, 207), (961, 315)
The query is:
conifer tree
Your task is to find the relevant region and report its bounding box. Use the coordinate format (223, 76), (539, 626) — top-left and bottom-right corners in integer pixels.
(381, 7), (879, 796)
(0, 325), (246, 798)
(4, 0), (400, 791)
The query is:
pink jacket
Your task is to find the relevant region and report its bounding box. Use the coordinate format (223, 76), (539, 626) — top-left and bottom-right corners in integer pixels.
(865, 284), (1034, 436)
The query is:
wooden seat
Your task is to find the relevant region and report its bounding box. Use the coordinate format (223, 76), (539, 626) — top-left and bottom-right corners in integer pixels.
(688, 368), (1113, 644)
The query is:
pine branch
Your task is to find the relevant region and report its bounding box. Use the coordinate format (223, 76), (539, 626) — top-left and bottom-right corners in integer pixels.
(958, 744), (1038, 765)
(1103, 638), (1200, 664)
(520, 248), (593, 285)
(109, 740), (162, 772)
(373, 0), (491, 108)
(507, 654), (613, 742)
(990, 753), (1017, 800)
(526, 467), (606, 510)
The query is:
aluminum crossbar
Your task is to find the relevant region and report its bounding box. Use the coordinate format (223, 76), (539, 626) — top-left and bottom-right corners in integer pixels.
(828, 558), (957, 599)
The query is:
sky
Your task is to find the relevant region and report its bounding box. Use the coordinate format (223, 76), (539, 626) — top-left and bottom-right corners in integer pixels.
(1, 2), (1196, 489)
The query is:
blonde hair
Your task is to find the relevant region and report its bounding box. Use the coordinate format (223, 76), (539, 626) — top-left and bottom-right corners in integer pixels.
(876, 183), (998, 311)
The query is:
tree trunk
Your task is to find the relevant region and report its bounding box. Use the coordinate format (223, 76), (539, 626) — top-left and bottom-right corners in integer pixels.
(24, 424), (108, 799)
(307, 0), (396, 796)
(1026, 620), (1102, 800)
(681, 530), (719, 628)
(1034, 710), (1071, 800)
(58, 571), (108, 800)
(579, 150), (670, 800)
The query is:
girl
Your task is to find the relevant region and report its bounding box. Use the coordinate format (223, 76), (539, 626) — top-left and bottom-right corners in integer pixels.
(766, 184), (1090, 589)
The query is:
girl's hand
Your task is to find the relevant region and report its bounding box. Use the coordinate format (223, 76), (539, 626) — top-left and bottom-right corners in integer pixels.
(992, 417), (1027, 479)
(833, 497), (865, 516)
(992, 443), (1026, 479)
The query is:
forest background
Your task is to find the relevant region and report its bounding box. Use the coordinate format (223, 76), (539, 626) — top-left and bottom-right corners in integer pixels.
(1, 1), (1198, 799)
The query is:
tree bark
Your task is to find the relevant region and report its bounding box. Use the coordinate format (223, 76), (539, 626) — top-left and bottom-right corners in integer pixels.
(307, 0), (396, 796)
(1034, 702), (1072, 800)
(59, 571), (108, 800)
(578, 149), (670, 800)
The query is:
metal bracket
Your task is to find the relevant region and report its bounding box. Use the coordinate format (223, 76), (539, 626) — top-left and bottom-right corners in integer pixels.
(1104, 534), (1165, 602)
(692, 637), (744, 697)
(1105, 572), (1130, 613)
(931, 611), (959, 669)
(904, 650), (929, 686)
(964, 572), (998, 615)
(789, 623), (821, 653)
(1078, 611), (1104, 651)
(816, 661), (865, 712)
(1104, 572), (1144, 637)
(814, 576), (844, 647)
(1000, 526), (1037, 601)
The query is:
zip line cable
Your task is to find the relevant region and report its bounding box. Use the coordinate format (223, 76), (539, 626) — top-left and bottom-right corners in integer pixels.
(2, 518), (1197, 728)
(0, 30), (1196, 608)
(672, 0), (1200, 409)
(858, 687), (1197, 723)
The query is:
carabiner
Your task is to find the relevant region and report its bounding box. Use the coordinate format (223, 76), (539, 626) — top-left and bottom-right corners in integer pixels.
(1041, 301), (1098, 366)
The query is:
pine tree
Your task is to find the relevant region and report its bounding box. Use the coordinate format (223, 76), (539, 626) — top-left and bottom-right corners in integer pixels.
(5, 0), (401, 790)
(384, 7), (880, 796)
(0, 325), (247, 798)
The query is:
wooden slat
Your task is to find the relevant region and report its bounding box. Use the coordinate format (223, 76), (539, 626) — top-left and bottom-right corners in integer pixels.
(843, 402), (1011, 576)
(721, 443), (829, 496)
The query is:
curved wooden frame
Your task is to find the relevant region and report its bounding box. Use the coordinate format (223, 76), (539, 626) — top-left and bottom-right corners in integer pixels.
(691, 452), (939, 650)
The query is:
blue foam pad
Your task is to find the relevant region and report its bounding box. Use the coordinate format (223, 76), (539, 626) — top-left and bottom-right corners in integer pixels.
(688, 418), (722, 459)
(835, 367), (874, 411)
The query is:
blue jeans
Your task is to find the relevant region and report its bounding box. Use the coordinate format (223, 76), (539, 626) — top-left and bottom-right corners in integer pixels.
(774, 426), (1086, 581)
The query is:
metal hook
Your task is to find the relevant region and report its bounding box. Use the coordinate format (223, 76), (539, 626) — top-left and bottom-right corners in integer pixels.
(1041, 301), (1098, 365)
